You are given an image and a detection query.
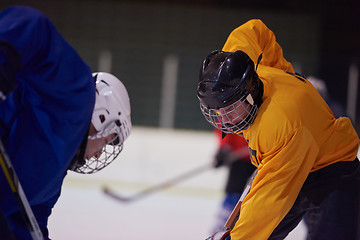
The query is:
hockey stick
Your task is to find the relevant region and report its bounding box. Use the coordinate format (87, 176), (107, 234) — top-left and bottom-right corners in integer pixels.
(103, 162), (212, 203)
(223, 168), (258, 231)
(103, 147), (250, 203)
(206, 168), (258, 240)
(0, 140), (44, 240)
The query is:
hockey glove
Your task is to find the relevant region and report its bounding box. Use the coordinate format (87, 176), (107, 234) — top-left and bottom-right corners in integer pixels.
(213, 147), (232, 168)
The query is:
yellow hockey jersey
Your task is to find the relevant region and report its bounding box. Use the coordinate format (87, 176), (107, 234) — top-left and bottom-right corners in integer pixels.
(222, 19), (359, 240)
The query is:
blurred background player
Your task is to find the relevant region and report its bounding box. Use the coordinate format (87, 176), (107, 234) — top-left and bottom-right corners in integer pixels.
(0, 6), (131, 239)
(303, 76), (348, 240)
(211, 129), (256, 233)
(307, 76), (346, 118)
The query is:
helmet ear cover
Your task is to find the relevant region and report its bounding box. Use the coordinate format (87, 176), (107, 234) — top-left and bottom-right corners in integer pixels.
(91, 72), (131, 140)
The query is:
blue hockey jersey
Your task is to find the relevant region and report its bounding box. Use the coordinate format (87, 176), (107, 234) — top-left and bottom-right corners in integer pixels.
(0, 6), (95, 239)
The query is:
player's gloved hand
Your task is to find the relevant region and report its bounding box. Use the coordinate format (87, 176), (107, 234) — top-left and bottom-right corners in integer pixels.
(213, 146), (232, 168)
(205, 230), (231, 240)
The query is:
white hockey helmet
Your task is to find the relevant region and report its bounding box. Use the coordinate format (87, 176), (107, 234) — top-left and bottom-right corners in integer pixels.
(74, 72), (132, 174)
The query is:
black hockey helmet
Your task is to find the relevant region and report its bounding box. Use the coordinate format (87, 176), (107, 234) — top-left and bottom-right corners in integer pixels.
(197, 50), (263, 133)
(197, 50), (261, 109)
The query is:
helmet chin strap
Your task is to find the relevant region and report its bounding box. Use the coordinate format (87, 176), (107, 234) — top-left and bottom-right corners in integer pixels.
(255, 53), (263, 70)
(68, 126), (90, 171)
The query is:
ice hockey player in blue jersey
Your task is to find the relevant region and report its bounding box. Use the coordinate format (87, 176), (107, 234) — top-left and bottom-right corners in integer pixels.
(0, 6), (132, 239)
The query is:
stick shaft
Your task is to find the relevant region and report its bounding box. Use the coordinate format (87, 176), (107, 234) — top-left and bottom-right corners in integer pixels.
(104, 163), (213, 202)
(0, 141), (43, 240)
(224, 169), (258, 231)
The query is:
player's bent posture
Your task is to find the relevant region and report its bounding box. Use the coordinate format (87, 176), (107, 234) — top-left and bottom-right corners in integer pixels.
(0, 6), (131, 239)
(198, 19), (359, 240)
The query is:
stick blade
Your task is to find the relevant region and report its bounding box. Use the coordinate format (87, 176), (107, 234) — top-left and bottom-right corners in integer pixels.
(102, 186), (132, 203)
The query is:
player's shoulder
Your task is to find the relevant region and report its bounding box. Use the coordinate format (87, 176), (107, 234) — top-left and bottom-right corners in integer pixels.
(230, 19), (267, 34)
(3, 6), (45, 18)
(0, 6), (51, 30)
(246, 19), (266, 26)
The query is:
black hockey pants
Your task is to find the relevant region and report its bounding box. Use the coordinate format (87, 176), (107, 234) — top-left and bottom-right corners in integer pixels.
(269, 158), (360, 240)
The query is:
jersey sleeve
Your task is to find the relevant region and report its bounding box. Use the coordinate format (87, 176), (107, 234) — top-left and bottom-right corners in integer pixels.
(230, 127), (319, 239)
(222, 19), (294, 73)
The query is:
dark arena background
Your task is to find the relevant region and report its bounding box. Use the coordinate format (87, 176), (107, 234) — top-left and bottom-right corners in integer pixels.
(1, 0), (358, 133)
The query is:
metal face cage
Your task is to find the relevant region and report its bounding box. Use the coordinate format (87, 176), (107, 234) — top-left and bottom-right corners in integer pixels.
(200, 94), (258, 134)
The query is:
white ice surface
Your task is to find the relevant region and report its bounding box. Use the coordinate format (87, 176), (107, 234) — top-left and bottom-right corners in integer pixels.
(48, 126), (309, 239)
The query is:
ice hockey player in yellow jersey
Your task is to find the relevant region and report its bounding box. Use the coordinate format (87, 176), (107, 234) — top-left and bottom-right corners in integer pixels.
(197, 19), (359, 240)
